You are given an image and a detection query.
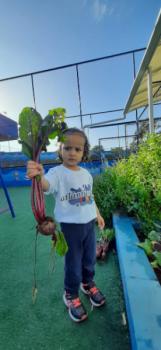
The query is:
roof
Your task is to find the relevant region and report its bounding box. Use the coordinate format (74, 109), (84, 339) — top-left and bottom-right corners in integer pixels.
(124, 9), (161, 114)
(0, 114), (18, 141)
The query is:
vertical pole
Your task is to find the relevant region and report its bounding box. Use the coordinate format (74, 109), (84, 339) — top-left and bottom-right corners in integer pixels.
(76, 65), (83, 128)
(88, 114), (92, 139)
(125, 124), (127, 153)
(31, 74), (37, 110)
(147, 68), (154, 133)
(132, 52), (139, 144)
(99, 139), (103, 173)
(118, 125), (120, 148)
(0, 168), (15, 217)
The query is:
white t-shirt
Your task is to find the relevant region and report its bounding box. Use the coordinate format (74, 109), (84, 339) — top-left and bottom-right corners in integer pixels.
(44, 164), (97, 224)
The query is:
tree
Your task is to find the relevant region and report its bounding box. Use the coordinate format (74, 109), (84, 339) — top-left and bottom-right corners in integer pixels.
(89, 145), (105, 161)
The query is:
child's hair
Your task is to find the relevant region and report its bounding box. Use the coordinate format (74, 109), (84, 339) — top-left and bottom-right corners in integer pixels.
(59, 127), (89, 161)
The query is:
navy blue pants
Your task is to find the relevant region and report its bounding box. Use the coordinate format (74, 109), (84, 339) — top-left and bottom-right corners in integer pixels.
(61, 220), (96, 295)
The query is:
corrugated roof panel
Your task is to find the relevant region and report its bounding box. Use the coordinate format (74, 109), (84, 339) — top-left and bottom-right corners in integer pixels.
(124, 9), (161, 114)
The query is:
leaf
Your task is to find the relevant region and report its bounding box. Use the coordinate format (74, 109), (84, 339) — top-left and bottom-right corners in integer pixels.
(48, 130), (58, 139)
(41, 114), (53, 127)
(153, 251), (161, 267)
(18, 140), (33, 159)
(49, 107), (66, 118)
(19, 107), (42, 152)
(148, 230), (161, 241)
(137, 239), (153, 256)
(18, 106), (68, 159)
(100, 228), (115, 241)
(151, 260), (158, 269)
(19, 125), (32, 148)
(57, 134), (67, 142)
(153, 220), (161, 232)
(55, 231), (68, 256)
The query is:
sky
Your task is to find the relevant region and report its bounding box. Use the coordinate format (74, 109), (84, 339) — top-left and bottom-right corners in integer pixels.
(0, 0), (161, 152)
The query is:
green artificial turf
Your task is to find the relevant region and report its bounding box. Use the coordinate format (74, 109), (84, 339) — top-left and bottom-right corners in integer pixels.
(0, 187), (130, 350)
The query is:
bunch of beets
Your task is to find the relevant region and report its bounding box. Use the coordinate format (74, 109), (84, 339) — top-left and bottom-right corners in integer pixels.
(18, 107), (68, 255)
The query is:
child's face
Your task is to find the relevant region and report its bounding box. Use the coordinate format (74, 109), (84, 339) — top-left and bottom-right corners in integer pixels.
(60, 134), (85, 169)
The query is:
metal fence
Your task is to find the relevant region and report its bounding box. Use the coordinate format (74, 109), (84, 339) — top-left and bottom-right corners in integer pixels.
(0, 46), (160, 154)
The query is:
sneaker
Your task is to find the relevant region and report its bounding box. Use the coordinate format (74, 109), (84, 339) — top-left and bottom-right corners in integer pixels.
(63, 292), (88, 322)
(81, 281), (106, 307)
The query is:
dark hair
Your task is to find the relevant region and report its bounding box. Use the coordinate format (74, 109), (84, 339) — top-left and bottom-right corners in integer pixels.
(59, 127), (90, 161)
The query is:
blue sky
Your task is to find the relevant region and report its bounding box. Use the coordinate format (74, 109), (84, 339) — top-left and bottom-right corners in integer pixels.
(0, 0), (161, 151)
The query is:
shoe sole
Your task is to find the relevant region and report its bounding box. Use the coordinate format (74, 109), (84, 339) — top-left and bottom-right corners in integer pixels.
(80, 284), (106, 307)
(63, 294), (88, 322)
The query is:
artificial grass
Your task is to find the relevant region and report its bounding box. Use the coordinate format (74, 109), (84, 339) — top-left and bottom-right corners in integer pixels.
(0, 187), (130, 350)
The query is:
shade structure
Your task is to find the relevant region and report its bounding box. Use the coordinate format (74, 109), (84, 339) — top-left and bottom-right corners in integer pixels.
(124, 9), (161, 114)
(0, 114), (18, 141)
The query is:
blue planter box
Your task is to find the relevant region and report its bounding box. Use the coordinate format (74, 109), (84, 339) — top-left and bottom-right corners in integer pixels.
(113, 212), (161, 350)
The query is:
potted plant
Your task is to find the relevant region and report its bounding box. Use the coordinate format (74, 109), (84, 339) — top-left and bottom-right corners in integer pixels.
(96, 228), (115, 260)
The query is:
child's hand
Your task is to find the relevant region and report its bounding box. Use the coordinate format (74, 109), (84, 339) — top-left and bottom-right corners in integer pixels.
(97, 214), (105, 230)
(26, 161), (44, 179)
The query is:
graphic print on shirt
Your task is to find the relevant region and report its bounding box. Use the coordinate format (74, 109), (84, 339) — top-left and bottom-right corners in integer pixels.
(60, 184), (94, 206)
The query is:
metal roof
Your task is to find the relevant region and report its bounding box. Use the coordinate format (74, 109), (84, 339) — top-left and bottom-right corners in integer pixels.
(124, 9), (161, 114)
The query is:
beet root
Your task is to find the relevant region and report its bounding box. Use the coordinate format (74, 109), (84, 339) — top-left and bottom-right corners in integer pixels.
(96, 239), (110, 260)
(37, 216), (57, 241)
(96, 242), (103, 259)
(102, 239), (110, 253)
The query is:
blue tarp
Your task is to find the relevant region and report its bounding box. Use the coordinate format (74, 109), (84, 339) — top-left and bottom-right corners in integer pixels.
(0, 151), (58, 164)
(0, 114), (18, 141)
(0, 159), (109, 187)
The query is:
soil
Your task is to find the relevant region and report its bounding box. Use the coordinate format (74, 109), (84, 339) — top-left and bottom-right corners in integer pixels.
(154, 268), (161, 285)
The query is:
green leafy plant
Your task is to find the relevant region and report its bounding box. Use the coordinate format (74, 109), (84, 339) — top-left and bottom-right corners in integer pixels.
(96, 228), (115, 260)
(114, 134), (161, 232)
(100, 228), (115, 241)
(148, 230), (161, 242)
(94, 134), (161, 234)
(152, 252), (161, 268)
(137, 227), (161, 270)
(93, 168), (119, 224)
(137, 239), (153, 256)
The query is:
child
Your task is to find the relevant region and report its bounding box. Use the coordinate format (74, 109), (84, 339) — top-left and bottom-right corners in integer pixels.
(27, 127), (106, 322)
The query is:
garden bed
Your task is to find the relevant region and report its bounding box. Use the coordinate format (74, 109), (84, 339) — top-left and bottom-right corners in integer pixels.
(134, 223), (161, 285)
(113, 212), (161, 350)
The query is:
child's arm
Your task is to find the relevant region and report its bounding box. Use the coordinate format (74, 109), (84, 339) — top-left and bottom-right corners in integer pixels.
(27, 161), (50, 192)
(95, 204), (105, 230)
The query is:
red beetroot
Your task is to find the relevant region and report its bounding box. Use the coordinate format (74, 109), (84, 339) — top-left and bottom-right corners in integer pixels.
(101, 240), (110, 259)
(96, 242), (103, 259)
(37, 216), (57, 242)
(31, 168), (57, 241)
(96, 239), (110, 260)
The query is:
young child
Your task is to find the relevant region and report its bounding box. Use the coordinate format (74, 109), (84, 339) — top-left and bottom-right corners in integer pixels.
(27, 127), (106, 322)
